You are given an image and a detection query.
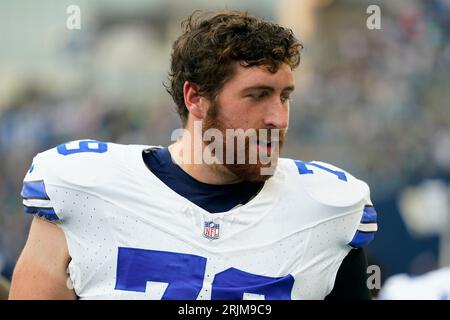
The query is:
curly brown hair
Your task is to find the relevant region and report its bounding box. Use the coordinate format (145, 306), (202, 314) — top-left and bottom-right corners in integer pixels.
(166, 10), (303, 125)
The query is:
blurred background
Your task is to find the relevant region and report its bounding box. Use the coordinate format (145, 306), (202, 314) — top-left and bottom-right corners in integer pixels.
(0, 0), (449, 296)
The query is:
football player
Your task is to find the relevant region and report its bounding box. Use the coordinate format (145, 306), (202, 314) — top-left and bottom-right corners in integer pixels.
(379, 267), (450, 300)
(9, 10), (377, 300)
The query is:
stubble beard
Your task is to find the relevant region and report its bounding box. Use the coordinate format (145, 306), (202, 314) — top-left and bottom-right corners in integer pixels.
(202, 101), (286, 182)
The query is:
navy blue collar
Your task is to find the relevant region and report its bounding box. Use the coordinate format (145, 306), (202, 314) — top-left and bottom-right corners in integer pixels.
(142, 147), (264, 213)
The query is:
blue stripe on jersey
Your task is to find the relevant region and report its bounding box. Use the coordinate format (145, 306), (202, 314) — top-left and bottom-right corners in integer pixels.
(361, 206), (377, 224)
(21, 181), (50, 200)
(23, 206), (59, 221)
(349, 230), (375, 248)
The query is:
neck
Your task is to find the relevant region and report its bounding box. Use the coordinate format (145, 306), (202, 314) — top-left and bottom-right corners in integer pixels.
(168, 129), (242, 185)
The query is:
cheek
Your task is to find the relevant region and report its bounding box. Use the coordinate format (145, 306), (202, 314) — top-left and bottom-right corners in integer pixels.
(217, 95), (268, 129)
(225, 113), (253, 129)
(219, 103), (252, 128)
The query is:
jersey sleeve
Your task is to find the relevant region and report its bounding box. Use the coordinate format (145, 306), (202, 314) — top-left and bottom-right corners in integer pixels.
(21, 152), (61, 222)
(20, 139), (112, 223)
(293, 159), (378, 249)
(344, 173), (377, 249)
(348, 204), (378, 248)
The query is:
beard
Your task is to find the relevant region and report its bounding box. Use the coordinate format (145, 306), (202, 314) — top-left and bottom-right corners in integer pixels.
(202, 100), (287, 182)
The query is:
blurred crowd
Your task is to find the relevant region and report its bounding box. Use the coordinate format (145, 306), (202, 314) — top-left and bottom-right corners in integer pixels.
(0, 0), (449, 286)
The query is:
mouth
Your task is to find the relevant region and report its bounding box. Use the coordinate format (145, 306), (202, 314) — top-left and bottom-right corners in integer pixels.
(256, 140), (277, 154)
(256, 138), (280, 147)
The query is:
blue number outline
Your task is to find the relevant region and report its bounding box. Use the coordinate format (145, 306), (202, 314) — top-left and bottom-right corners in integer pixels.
(57, 140), (108, 156)
(294, 160), (347, 181)
(115, 247), (294, 300)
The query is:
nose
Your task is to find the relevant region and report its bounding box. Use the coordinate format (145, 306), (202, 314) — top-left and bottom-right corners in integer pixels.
(263, 99), (289, 129)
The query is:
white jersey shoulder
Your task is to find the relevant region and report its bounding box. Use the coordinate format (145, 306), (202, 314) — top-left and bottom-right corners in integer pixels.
(281, 158), (371, 207)
(25, 140), (122, 188)
(21, 139), (149, 222)
(278, 158), (377, 248)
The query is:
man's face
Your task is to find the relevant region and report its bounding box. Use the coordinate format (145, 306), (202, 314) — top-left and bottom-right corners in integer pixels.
(203, 62), (295, 182)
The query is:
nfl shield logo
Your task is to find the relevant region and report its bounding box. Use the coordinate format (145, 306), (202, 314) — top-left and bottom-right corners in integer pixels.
(203, 221), (220, 240)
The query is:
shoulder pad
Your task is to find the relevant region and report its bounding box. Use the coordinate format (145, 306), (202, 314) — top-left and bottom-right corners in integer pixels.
(33, 139), (117, 188)
(22, 140), (148, 223)
(293, 160), (370, 208)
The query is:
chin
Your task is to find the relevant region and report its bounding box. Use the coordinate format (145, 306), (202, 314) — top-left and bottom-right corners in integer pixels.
(225, 158), (279, 182)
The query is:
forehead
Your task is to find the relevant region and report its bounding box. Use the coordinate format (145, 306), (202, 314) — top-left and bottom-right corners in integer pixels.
(223, 62), (295, 92)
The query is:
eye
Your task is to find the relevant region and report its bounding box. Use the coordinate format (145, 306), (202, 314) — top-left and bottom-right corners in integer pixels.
(258, 90), (269, 99)
(247, 90), (269, 101)
(281, 95), (291, 103)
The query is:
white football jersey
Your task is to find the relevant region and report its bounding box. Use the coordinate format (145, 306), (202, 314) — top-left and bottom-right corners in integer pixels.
(379, 268), (450, 300)
(21, 139), (377, 300)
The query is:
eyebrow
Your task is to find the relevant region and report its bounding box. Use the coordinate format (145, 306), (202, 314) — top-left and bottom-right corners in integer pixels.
(241, 85), (295, 94)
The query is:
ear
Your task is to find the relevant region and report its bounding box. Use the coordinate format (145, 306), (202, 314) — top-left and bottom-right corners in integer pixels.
(183, 81), (207, 119)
